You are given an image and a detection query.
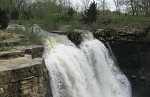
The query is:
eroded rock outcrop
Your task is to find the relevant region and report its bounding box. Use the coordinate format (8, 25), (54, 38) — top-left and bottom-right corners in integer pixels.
(0, 45), (52, 97)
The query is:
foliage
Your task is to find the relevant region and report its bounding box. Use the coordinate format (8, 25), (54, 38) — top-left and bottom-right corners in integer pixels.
(0, 9), (9, 29)
(0, 0), (16, 11)
(67, 7), (75, 17)
(0, 0), (34, 20)
(82, 1), (97, 24)
(1, 0), (150, 32)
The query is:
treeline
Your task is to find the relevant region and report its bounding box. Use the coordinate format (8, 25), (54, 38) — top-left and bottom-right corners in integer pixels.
(0, 0), (78, 29)
(1, 0), (150, 19)
(0, 0), (150, 30)
(128, 0), (150, 16)
(0, 0), (31, 19)
(110, 0), (150, 16)
(0, 0), (98, 29)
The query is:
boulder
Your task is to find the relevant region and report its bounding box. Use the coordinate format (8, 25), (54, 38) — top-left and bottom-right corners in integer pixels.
(24, 45), (44, 58)
(7, 24), (26, 32)
(51, 31), (66, 35)
(67, 29), (92, 45)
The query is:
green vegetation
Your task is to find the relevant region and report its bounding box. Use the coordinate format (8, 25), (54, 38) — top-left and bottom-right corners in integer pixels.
(0, 9), (9, 29)
(82, 1), (97, 24)
(111, 16), (150, 25)
(0, 0), (150, 49)
(0, 0), (150, 31)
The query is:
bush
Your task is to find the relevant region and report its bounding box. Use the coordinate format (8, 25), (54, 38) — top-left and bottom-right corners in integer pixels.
(11, 10), (19, 20)
(0, 9), (9, 29)
(67, 7), (75, 18)
(97, 16), (112, 25)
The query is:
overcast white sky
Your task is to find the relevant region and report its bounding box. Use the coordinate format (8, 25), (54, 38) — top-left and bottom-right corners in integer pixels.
(70, 0), (116, 11)
(31, 0), (116, 11)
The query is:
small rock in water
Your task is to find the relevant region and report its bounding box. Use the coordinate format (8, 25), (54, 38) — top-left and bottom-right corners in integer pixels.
(131, 75), (137, 79)
(7, 24), (26, 32)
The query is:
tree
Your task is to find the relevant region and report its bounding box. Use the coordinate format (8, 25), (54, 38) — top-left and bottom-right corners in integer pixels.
(82, 0), (91, 10)
(0, 0), (31, 19)
(0, 9), (9, 29)
(102, 0), (106, 11)
(113, 0), (121, 13)
(67, 7), (75, 17)
(120, 0), (150, 16)
(82, 1), (97, 24)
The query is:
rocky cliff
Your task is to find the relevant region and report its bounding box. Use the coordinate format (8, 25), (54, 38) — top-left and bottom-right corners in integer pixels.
(0, 45), (52, 97)
(110, 41), (150, 97)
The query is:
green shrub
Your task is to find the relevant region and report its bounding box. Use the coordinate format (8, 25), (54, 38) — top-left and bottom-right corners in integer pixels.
(0, 9), (9, 29)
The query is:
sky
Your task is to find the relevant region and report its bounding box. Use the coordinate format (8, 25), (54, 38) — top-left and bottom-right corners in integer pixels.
(31, 0), (116, 11)
(70, 0), (116, 11)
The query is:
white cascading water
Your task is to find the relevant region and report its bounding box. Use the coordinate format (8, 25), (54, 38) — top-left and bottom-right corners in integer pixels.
(44, 34), (132, 97)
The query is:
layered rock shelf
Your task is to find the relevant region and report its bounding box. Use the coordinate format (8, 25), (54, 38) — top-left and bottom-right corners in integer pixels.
(0, 45), (52, 97)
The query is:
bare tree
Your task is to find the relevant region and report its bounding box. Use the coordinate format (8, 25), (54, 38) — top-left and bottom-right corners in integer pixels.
(81, 0), (91, 10)
(113, 0), (120, 12)
(102, 0), (106, 11)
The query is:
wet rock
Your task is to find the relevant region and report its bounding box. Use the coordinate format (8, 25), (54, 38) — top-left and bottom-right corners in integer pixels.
(94, 29), (105, 41)
(7, 24), (26, 32)
(67, 29), (92, 45)
(51, 31), (66, 35)
(131, 75), (137, 79)
(140, 76), (146, 80)
(109, 41), (150, 97)
(25, 45), (44, 58)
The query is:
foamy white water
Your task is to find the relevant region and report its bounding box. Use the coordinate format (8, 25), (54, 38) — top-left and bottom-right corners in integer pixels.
(80, 39), (131, 97)
(44, 36), (132, 97)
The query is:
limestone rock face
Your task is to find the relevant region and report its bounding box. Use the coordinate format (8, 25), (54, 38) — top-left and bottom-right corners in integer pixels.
(0, 49), (52, 97)
(24, 45), (44, 59)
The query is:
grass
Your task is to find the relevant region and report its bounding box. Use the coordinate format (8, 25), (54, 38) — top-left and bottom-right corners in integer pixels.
(91, 15), (150, 32)
(15, 14), (150, 33)
(111, 15), (150, 25)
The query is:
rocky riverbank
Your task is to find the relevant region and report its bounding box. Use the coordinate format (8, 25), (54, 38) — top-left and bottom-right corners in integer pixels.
(0, 44), (53, 97)
(0, 24), (150, 97)
(0, 24), (52, 97)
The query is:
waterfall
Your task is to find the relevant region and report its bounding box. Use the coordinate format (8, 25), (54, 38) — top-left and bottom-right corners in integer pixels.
(44, 34), (132, 97)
